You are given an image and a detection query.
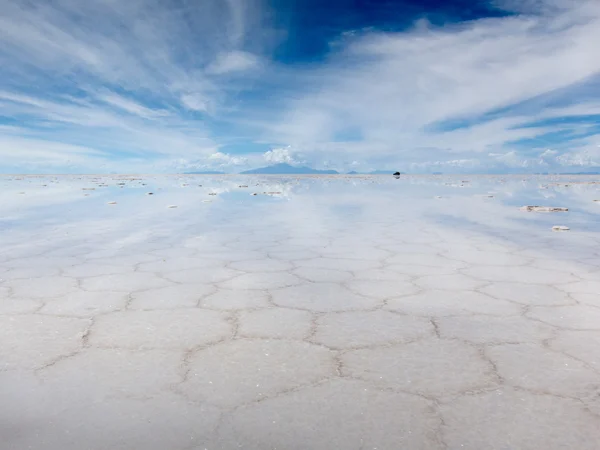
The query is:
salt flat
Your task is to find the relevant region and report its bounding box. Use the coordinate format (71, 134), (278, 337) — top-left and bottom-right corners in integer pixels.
(1, 174), (599, 449)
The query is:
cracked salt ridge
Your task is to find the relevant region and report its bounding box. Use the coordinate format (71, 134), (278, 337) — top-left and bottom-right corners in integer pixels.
(1, 175), (600, 450)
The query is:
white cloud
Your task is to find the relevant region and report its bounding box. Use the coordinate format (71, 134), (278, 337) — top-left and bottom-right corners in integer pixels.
(556, 147), (600, 167)
(207, 51), (260, 74)
(208, 151), (247, 166)
(0, 0), (599, 173)
(97, 93), (170, 119)
(263, 147), (301, 165)
(170, 152), (249, 173)
(252, 0), (600, 171)
(0, 0), (270, 172)
(180, 94), (209, 112)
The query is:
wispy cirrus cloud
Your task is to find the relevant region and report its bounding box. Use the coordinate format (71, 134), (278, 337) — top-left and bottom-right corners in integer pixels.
(0, 0), (271, 172)
(248, 0), (600, 172)
(0, 0), (599, 173)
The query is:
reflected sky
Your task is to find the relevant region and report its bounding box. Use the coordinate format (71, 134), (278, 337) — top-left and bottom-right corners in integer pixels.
(1, 175), (599, 264)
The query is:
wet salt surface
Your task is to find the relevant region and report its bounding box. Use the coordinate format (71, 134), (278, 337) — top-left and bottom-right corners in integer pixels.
(1, 174), (600, 450)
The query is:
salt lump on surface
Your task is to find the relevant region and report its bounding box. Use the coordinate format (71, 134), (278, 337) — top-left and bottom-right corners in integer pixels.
(520, 206), (568, 212)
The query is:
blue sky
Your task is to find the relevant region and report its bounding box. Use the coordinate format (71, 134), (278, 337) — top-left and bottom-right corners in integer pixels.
(0, 0), (599, 173)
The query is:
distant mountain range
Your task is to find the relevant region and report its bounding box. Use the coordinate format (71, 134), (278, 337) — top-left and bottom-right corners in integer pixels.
(183, 164), (402, 175)
(240, 163), (339, 174)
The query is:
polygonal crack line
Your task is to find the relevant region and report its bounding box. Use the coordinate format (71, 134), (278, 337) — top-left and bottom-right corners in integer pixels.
(17, 299), (46, 315)
(332, 351), (345, 377)
(214, 269), (292, 286)
(122, 292), (136, 310)
(266, 251), (316, 262)
(554, 282), (594, 296)
(292, 267), (355, 283)
(383, 269), (422, 285)
(150, 270), (183, 285)
(523, 311), (600, 332)
(430, 317), (441, 338)
(430, 399), (451, 450)
(33, 320), (93, 375)
(579, 302), (600, 311)
(440, 252), (528, 268)
(583, 400), (600, 420)
(170, 333), (272, 393)
(477, 345), (505, 385)
(32, 349), (84, 376)
(194, 289), (223, 308)
(283, 256), (337, 271)
(313, 333), (437, 354)
(132, 259), (155, 272)
(339, 281), (416, 306)
(539, 326), (561, 349)
(206, 376), (339, 437)
(509, 384), (600, 411)
(227, 311), (241, 339)
(305, 311), (323, 341)
(335, 369), (443, 404)
(284, 271), (322, 285)
(222, 259), (246, 272)
(80, 316), (96, 348)
(471, 286), (573, 310)
(271, 298), (391, 315)
(537, 337), (600, 378)
(432, 369), (511, 399)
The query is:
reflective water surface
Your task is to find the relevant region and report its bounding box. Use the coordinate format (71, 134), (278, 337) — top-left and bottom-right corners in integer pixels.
(1, 174), (600, 449)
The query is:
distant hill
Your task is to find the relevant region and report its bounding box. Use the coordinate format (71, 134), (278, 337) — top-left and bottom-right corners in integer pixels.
(557, 171), (600, 175)
(240, 163), (338, 174)
(184, 171), (225, 174)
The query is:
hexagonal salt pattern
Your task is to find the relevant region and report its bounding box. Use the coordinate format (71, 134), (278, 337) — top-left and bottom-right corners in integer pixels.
(88, 310), (232, 349)
(440, 388), (600, 450)
(1, 315), (90, 370)
(179, 339), (336, 408)
(485, 343), (600, 398)
(341, 339), (499, 397)
(386, 290), (522, 316)
(271, 282), (381, 312)
(436, 315), (556, 344)
(312, 310), (433, 349)
(2, 174), (600, 450)
(238, 308), (313, 339)
(212, 379), (442, 449)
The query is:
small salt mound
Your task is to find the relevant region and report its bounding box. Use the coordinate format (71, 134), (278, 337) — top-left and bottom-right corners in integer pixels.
(520, 206), (568, 212)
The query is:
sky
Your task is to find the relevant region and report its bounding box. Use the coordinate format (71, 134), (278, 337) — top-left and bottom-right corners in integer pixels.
(1, 0), (599, 174)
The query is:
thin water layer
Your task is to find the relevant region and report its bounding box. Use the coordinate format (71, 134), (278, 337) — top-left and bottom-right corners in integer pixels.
(1, 175), (599, 449)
